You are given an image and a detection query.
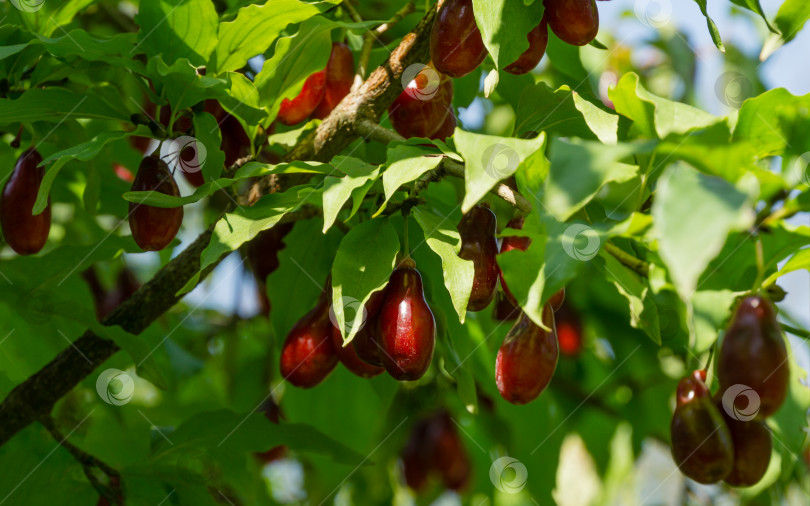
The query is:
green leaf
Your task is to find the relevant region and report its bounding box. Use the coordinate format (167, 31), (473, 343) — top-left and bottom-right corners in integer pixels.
(154, 410), (366, 466)
(762, 248), (810, 287)
(0, 30), (143, 72)
(652, 165), (754, 298)
(454, 130), (546, 213)
(412, 207), (474, 324)
(609, 73), (720, 138)
(122, 161), (276, 207)
(730, 0), (776, 32)
(178, 186), (309, 295)
(254, 18), (331, 119)
(0, 88), (128, 126)
(691, 290), (740, 352)
(732, 88), (810, 157)
(32, 158), (69, 216)
(691, 0), (725, 52)
(381, 144), (443, 205)
(210, 0), (320, 74)
(773, 0), (810, 45)
(657, 122), (757, 182)
(135, 0), (219, 66)
(514, 83), (619, 144)
(545, 138), (641, 221)
(472, 0), (544, 70)
(331, 218), (400, 342)
(192, 110), (227, 182)
(598, 251), (661, 344)
(322, 156), (379, 232)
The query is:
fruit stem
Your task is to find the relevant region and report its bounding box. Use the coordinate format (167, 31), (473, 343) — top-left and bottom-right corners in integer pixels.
(10, 124), (23, 149)
(703, 344), (715, 378)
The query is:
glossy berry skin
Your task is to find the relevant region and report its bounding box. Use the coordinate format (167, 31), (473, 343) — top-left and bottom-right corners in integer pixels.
(280, 293), (338, 388)
(497, 217), (530, 305)
(389, 73), (455, 140)
(128, 155), (183, 251)
(430, 0), (488, 78)
(544, 0), (599, 46)
(458, 204), (499, 311)
(504, 19), (549, 75)
(1, 149), (50, 255)
(378, 263), (436, 381)
(401, 411), (471, 492)
(717, 296), (789, 419)
(277, 70), (327, 125)
(496, 305), (558, 404)
(331, 324), (385, 378)
(351, 290), (387, 366)
(714, 397), (772, 487)
(312, 43), (354, 119)
(670, 370), (734, 484)
(493, 291), (520, 321)
(431, 109), (457, 141)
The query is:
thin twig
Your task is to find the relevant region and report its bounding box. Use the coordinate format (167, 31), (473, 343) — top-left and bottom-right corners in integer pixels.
(603, 242), (650, 277)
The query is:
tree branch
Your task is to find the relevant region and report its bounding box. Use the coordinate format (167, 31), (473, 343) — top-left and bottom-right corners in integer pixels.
(0, 5), (440, 448)
(603, 242), (650, 277)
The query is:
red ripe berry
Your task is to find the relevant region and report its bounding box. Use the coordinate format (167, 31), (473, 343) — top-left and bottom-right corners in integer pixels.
(504, 19), (549, 75)
(401, 418), (433, 491)
(330, 324), (385, 378)
(277, 71), (327, 125)
(429, 412), (472, 491)
(496, 305), (558, 404)
(351, 290), (387, 366)
(717, 295), (789, 419)
(128, 155), (183, 251)
(497, 217), (530, 305)
(458, 204), (499, 311)
(670, 370), (734, 484)
(1, 148), (50, 255)
(493, 291), (520, 321)
(312, 43), (355, 119)
(378, 260), (436, 381)
(279, 293), (338, 388)
(430, 0), (488, 78)
(544, 0), (599, 46)
(389, 70), (456, 140)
